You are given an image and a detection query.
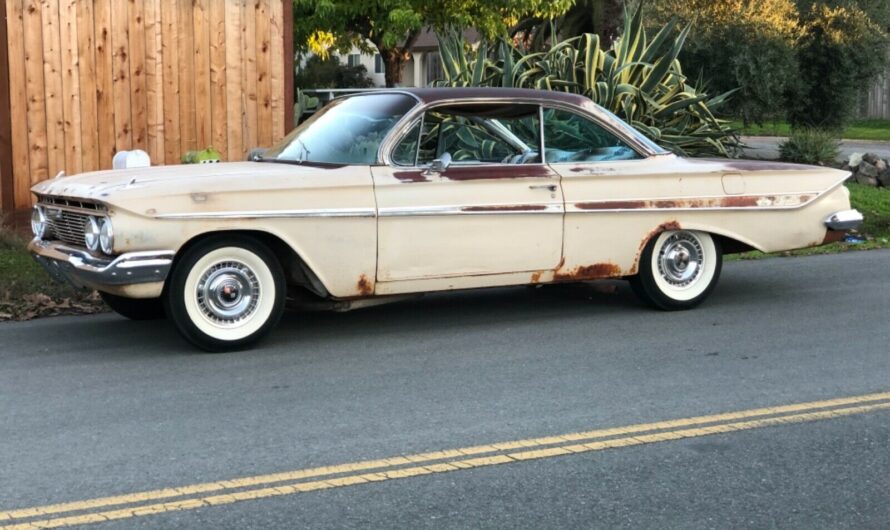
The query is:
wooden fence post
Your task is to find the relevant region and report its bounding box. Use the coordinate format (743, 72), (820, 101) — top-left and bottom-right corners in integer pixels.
(283, 0), (294, 133)
(0, 0), (14, 214)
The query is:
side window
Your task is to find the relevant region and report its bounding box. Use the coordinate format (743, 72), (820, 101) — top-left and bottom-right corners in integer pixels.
(543, 108), (642, 163)
(390, 104), (541, 167)
(392, 121), (421, 166)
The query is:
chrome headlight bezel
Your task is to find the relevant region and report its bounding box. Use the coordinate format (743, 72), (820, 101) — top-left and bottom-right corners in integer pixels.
(99, 218), (114, 255)
(84, 216), (101, 251)
(31, 206), (48, 240)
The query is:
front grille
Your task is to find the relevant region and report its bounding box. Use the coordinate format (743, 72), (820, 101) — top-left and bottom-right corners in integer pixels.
(46, 210), (90, 247)
(38, 197), (106, 248)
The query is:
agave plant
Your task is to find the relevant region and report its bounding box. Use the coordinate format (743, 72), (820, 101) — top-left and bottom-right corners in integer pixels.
(434, 4), (740, 158)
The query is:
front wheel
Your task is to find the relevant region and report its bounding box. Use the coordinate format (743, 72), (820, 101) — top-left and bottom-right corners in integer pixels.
(164, 236), (286, 352)
(630, 230), (722, 311)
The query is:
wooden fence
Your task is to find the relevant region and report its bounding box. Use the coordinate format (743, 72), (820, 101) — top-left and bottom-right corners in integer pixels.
(0, 0), (294, 213)
(862, 69), (890, 120)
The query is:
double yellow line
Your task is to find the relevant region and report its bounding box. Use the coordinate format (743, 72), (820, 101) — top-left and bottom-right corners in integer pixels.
(4, 390), (890, 529)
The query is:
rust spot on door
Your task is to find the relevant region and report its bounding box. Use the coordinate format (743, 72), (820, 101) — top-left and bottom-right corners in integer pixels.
(357, 274), (374, 296)
(461, 204), (547, 212)
(575, 200), (643, 210)
(393, 171), (430, 183)
(530, 271), (543, 283)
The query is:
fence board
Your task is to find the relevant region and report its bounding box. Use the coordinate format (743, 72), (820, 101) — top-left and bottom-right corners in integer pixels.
(41, 0), (65, 178)
(110, 0), (131, 153)
(59, 0), (82, 174)
(128, 0), (147, 148)
(255, 0), (272, 147)
(193, 0), (211, 149)
(209, 0), (227, 156)
(143, 0), (164, 164)
(3, 0), (292, 211)
(5, 0), (29, 209)
(93, 0), (114, 168)
(224, 0), (243, 161)
(75, 0), (98, 171)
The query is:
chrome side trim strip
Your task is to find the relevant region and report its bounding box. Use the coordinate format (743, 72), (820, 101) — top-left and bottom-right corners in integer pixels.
(379, 204), (564, 217)
(155, 208), (377, 220)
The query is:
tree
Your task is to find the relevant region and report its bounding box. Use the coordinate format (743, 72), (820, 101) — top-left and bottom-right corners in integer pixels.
(293, 0), (573, 87)
(511, 0), (626, 51)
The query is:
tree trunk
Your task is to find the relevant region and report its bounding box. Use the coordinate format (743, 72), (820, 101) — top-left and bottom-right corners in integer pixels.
(381, 47), (409, 88)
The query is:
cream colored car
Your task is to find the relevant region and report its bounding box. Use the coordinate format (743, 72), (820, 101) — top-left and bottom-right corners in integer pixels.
(29, 88), (862, 351)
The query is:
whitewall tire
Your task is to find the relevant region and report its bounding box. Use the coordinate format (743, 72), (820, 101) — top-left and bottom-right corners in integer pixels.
(165, 236), (285, 351)
(630, 230), (722, 310)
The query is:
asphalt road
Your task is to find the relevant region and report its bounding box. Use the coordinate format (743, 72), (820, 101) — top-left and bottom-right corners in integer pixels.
(2, 250), (890, 529)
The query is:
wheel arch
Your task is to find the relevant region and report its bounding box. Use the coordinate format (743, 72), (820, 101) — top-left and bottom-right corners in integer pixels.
(168, 229), (331, 298)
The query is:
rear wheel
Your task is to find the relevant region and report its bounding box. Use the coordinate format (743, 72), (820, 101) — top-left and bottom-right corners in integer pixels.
(100, 292), (165, 320)
(630, 230), (722, 310)
(164, 236), (286, 352)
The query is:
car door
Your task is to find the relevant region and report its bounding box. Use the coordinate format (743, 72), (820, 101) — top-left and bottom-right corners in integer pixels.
(543, 106), (676, 277)
(372, 103), (564, 283)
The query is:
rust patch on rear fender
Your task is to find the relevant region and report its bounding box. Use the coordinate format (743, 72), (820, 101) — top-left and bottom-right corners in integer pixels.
(462, 204), (547, 212)
(554, 262), (623, 282)
(630, 221), (682, 275)
(357, 274), (374, 296)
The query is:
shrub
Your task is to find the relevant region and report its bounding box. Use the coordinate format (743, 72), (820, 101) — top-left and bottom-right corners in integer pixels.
(294, 55), (375, 90)
(778, 127), (841, 165)
(647, 0), (800, 125)
(436, 4), (740, 157)
(788, 3), (888, 130)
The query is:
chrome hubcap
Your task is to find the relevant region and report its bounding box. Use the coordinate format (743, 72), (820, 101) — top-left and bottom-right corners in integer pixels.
(657, 232), (704, 287)
(196, 261), (260, 324)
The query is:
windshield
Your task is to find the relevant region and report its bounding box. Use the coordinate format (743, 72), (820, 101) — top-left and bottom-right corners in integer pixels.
(262, 93), (417, 165)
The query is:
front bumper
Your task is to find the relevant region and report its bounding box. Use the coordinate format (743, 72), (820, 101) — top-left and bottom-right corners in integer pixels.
(825, 209), (864, 231)
(29, 239), (174, 292)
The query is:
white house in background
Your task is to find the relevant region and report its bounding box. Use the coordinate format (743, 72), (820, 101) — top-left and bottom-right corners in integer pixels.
(332, 28), (480, 87)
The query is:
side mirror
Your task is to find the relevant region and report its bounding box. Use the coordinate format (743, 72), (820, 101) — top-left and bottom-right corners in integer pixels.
(424, 152), (452, 176)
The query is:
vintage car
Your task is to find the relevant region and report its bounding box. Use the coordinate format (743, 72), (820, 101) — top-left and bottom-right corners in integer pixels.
(29, 88), (863, 351)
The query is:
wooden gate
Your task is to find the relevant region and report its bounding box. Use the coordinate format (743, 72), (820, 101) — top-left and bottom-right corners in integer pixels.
(0, 0), (294, 213)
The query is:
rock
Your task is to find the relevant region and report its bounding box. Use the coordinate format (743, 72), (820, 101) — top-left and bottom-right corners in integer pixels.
(858, 161), (879, 178)
(856, 174), (879, 187)
(878, 169), (890, 187)
(875, 159), (888, 172)
(848, 152), (864, 168)
(863, 152), (882, 165)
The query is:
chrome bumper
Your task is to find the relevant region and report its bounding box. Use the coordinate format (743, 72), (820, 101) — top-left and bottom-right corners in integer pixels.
(29, 239), (174, 289)
(825, 209), (864, 231)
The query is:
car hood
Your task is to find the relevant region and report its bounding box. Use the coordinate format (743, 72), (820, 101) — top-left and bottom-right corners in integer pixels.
(31, 161), (368, 218)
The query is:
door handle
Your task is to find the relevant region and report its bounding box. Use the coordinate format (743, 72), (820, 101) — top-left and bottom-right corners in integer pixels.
(529, 184), (558, 192)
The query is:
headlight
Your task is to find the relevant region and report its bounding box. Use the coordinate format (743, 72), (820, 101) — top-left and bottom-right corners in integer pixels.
(99, 218), (114, 255)
(84, 217), (100, 251)
(31, 206), (47, 240)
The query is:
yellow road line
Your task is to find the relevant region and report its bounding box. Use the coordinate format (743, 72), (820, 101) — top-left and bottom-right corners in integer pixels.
(2, 392), (890, 529)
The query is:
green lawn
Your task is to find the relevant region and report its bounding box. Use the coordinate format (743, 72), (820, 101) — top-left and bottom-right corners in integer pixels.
(732, 119), (890, 142)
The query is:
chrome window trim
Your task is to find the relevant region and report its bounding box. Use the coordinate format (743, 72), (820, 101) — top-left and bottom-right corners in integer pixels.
(378, 96), (663, 166)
